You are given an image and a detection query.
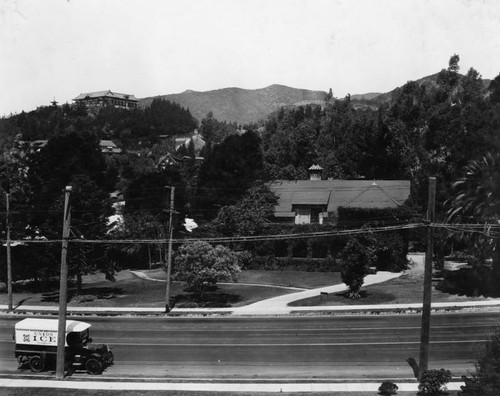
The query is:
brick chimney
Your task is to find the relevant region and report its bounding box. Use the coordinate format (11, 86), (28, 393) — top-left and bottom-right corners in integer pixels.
(308, 164), (323, 181)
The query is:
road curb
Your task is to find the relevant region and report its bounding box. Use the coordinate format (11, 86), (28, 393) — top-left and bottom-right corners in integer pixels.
(1, 302), (500, 318)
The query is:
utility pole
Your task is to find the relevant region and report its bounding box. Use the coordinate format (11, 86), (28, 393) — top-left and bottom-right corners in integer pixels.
(419, 177), (436, 379)
(6, 193), (12, 312)
(56, 186), (72, 380)
(165, 186), (175, 313)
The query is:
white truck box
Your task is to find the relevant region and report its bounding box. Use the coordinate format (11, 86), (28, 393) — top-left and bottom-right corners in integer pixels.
(15, 318), (91, 347)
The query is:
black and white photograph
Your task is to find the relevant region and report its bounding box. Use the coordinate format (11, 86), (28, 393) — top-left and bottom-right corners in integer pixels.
(1, 0), (500, 395)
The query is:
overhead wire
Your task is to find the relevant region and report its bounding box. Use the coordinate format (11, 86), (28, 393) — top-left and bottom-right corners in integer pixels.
(3, 222), (498, 247)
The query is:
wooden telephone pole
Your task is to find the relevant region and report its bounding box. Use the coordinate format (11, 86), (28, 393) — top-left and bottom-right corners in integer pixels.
(6, 193), (12, 311)
(419, 177), (436, 379)
(56, 186), (72, 380)
(165, 186), (175, 313)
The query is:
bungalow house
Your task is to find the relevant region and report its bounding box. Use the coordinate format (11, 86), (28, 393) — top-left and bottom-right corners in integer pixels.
(269, 165), (411, 225)
(99, 140), (122, 154)
(156, 152), (190, 170)
(73, 90), (138, 109)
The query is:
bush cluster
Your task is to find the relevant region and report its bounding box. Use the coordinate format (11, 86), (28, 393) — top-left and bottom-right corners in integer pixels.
(337, 206), (415, 228)
(378, 380), (399, 395)
(235, 224), (409, 272)
(461, 330), (500, 395)
(418, 368), (452, 394)
(437, 267), (500, 298)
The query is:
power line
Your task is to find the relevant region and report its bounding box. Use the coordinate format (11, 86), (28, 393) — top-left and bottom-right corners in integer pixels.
(2, 222), (498, 247)
(1, 223), (424, 245)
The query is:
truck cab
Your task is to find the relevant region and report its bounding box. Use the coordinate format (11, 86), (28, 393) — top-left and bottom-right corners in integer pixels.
(15, 318), (113, 374)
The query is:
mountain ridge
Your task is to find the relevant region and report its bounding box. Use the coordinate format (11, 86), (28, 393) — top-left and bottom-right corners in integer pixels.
(139, 85), (327, 125)
(139, 74), (492, 125)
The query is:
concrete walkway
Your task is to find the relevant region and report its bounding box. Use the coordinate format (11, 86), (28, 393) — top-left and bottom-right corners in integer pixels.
(233, 271), (402, 315)
(0, 377), (465, 393)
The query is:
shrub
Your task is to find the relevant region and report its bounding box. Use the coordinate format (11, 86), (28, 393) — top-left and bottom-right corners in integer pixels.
(418, 368), (452, 394)
(460, 330), (500, 395)
(339, 237), (375, 299)
(378, 380), (399, 395)
(437, 267), (500, 298)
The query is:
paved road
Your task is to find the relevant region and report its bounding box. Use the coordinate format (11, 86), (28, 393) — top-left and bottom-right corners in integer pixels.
(1, 312), (497, 380)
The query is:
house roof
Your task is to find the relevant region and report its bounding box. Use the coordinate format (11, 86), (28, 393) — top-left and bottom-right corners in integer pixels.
(157, 152), (189, 167)
(269, 180), (411, 217)
(73, 90), (138, 102)
(99, 140), (122, 154)
(292, 191), (330, 206)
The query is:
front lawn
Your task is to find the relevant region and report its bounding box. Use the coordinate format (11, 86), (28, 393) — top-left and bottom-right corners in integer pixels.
(1, 270), (318, 309)
(140, 268), (342, 289)
(288, 272), (496, 307)
(1, 267), (494, 309)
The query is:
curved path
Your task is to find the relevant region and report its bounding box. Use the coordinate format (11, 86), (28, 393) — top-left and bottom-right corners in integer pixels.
(128, 270), (306, 291)
(233, 271), (402, 315)
(129, 269), (403, 315)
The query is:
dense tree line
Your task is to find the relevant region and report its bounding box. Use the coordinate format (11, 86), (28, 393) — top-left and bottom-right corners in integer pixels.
(0, 54), (499, 292)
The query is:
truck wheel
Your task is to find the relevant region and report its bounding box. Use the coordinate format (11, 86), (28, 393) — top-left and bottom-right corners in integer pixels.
(17, 355), (29, 367)
(29, 355), (45, 372)
(85, 357), (103, 375)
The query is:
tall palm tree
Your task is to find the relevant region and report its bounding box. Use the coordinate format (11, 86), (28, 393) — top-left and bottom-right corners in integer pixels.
(446, 152), (500, 271)
(446, 152), (500, 224)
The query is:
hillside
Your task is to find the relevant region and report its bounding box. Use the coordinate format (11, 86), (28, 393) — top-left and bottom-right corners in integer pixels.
(351, 73), (492, 109)
(140, 85), (327, 125)
(139, 73), (492, 124)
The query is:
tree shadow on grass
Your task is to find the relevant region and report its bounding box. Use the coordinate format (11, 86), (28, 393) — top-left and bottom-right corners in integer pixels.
(288, 289), (397, 307)
(41, 287), (124, 303)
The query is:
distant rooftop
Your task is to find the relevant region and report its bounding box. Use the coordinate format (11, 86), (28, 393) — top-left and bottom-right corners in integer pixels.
(270, 179), (411, 218)
(73, 90), (138, 102)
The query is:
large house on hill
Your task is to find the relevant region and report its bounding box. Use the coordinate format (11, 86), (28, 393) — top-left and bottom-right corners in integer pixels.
(269, 165), (411, 225)
(73, 90), (138, 109)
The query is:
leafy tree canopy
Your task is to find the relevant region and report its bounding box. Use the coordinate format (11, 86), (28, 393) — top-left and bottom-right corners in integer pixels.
(212, 183), (278, 236)
(174, 241), (241, 297)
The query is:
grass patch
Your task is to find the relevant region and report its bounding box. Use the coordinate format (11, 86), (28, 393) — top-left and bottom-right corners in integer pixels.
(1, 267), (493, 310)
(0, 270), (300, 309)
(236, 270), (342, 289)
(289, 272), (497, 307)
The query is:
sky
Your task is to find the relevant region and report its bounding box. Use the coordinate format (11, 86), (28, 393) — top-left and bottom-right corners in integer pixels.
(1, 0), (500, 116)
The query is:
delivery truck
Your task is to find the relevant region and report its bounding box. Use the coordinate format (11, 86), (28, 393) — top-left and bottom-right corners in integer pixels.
(14, 318), (113, 374)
